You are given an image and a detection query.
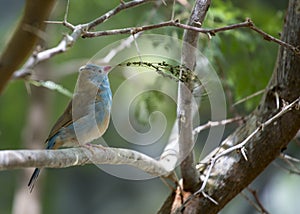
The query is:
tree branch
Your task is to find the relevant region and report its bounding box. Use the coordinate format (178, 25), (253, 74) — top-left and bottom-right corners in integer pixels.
(85, 0), (155, 30)
(0, 0), (56, 93)
(0, 145), (175, 177)
(193, 117), (244, 135)
(82, 19), (299, 55)
(180, 0), (300, 212)
(194, 96), (300, 197)
(12, 0), (154, 79)
(178, 0), (211, 193)
(12, 3), (299, 81)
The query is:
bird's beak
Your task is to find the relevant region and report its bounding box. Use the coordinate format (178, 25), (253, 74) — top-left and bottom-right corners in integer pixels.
(103, 65), (112, 74)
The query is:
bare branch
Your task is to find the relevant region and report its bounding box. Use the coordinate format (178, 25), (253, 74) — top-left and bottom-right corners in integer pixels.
(275, 153), (300, 175)
(13, 0), (155, 79)
(83, 19), (250, 37)
(0, 145), (174, 177)
(233, 89), (265, 107)
(13, 3), (299, 80)
(241, 188), (270, 214)
(195, 96), (300, 196)
(248, 19), (300, 55)
(64, 0), (70, 22)
(85, 0), (155, 30)
(97, 33), (142, 64)
(246, 187), (270, 214)
(82, 19), (299, 55)
(193, 117), (244, 135)
(178, 0), (211, 194)
(160, 121), (180, 173)
(13, 26), (83, 79)
(280, 153), (300, 163)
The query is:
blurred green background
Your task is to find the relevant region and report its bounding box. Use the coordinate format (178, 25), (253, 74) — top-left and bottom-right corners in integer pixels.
(1, 0), (299, 213)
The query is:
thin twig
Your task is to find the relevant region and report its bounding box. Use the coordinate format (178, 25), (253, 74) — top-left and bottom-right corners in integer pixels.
(82, 18), (299, 55)
(15, 11), (299, 79)
(64, 0), (70, 22)
(13, 0), (154, 79)
(44, 20), (64, 24)
(246, 187), (270, 214)
(273, 162), (300, 175)
(132, 33), (143, 62)
(97, 32), (143, 64)
(193, 117), (243, 135)
(240, 190), (266, 214)
(276, 153), (300, 174)
(86, 0), (155, 30)
(215, 96), (300, 160)
(249, 21), (300, 55)
(280, 153), (300, 163)
(82, 19), (252, 37)
(233, 89), (265, 106)
(194, 96), (300, 196)
(171, 0), (176, 21)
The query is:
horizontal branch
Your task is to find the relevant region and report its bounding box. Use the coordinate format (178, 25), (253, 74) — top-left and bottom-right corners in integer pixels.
(193, 117), (243, 135)
(0, 145), (175, 177)
(82, 19), (251, 37)
(82, 19), (299, 55)
(13, 3), (299, 79)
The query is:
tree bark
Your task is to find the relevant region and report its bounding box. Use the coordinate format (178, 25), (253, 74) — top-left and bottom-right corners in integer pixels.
(182, 0), (300, 213)
(179, 0), (211, 193)
(0, 0), (56, 93)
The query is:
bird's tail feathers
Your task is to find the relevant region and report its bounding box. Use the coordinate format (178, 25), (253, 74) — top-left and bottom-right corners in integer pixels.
(28, 168), (40, 193)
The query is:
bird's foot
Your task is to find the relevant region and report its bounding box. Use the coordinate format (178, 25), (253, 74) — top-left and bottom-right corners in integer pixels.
(81, 143), (106, 155)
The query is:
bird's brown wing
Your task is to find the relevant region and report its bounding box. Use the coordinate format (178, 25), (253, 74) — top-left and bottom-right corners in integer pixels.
(45, 100), (73, 142)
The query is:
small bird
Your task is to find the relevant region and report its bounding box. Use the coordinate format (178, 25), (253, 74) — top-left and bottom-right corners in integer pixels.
(28, 64), (112, 192)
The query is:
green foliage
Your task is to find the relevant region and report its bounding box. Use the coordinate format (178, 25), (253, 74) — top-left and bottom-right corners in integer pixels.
(133, 90), (174, 126)
(199, 0), (284, 110)
(0, 81), (28, 149)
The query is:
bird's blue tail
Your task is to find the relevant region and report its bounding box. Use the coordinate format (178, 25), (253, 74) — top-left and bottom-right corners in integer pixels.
(28, 136), (57, 192)
(28, 168), (40, 192)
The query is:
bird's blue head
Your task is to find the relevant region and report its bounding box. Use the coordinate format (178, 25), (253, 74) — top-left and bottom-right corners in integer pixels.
(79, 64), (111, 87)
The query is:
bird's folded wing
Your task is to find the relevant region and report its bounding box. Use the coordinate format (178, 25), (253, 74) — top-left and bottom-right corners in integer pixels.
(45, 100), (73, 142)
